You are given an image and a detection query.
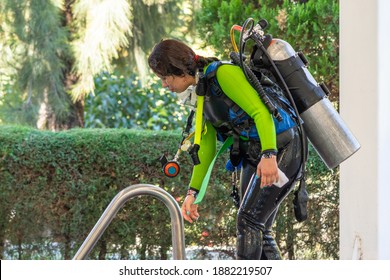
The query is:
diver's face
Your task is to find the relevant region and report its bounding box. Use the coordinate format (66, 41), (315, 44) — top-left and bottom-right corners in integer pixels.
(159, 74), (195, 93)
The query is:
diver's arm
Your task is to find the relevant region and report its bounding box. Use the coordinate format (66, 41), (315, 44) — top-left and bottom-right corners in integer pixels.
(216, 64), (277, 152)
(188, 120), (217, 190)
(182, 120), (216, 223)
(216, 64), (278, 186)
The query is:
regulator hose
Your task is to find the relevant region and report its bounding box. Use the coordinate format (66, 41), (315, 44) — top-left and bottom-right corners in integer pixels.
(233, 17), (309, 221)
(230, 51), (282, 121)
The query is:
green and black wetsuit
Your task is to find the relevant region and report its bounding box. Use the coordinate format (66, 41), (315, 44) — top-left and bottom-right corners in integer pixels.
(189, 61), (305, 260)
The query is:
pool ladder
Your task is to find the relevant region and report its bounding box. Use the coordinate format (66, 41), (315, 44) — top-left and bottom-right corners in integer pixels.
(73, 184), (186, 260)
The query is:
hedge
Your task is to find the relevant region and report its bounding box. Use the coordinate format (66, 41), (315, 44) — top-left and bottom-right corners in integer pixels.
(0, 125), (339, 259)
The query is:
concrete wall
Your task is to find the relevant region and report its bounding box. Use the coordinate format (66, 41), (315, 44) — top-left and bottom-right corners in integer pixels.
(340, 0), (390, 259)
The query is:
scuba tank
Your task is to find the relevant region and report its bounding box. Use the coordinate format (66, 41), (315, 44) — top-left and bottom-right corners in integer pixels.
(265, 39), (360, 169)
(232, 18), (360, 169)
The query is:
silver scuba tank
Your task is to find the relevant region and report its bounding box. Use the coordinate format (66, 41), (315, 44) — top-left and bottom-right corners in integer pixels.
(266, 39), (360, 169)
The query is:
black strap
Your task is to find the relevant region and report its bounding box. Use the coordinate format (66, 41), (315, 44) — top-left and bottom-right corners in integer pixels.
(229, 133), (241, 166)
(293, 177), (309, 222)
(182, 110), (195, 141)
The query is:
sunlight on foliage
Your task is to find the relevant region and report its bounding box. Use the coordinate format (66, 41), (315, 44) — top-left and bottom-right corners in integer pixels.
(72, 0), (132, 100)
(84, 72), (189, 131)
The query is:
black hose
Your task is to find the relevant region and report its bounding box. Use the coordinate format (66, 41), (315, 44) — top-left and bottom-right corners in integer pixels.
(256, 41), (308, 165)
(237, 18), (308, 207)
(230, 52), (282, 121)
(249, 23), (308, 189)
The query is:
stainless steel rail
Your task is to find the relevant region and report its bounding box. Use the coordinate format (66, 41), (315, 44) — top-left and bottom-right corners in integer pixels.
(73, 184), (186, 260)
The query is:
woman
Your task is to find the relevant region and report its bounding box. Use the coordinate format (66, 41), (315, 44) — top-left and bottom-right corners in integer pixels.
(148, 39), (306, 260)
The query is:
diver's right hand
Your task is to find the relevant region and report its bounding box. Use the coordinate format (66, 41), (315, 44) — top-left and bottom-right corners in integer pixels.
(181, 195), (199, 223)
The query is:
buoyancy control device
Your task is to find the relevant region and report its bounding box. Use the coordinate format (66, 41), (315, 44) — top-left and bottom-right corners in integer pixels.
(160, 17), (360, 178)
(231, 18), (360, 169)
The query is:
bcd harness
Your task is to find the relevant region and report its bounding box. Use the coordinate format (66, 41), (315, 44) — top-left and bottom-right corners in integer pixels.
(191, 60), (308, 222)
(192, 60), (302, 205)
(199, 60), (299, 167)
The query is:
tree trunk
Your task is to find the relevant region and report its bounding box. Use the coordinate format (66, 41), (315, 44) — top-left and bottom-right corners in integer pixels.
(0, 231), (4, 259)
(133, 38), (148, 85)
(140, 243), (146, 260)
(18, 236), (22, 260)
(36, 90), (84, 131)
(64, 234), (71, 260)
(286, 204), (295, 260)
(35, 0), (85, 131)
(98, 239), (107, 260)
(160, 245), (167, 260)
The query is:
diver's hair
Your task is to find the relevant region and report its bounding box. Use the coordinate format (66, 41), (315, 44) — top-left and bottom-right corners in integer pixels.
(148, 39), (219, 77)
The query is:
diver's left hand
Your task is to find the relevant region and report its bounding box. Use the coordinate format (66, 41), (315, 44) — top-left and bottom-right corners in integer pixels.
(257, 157), (279, 187)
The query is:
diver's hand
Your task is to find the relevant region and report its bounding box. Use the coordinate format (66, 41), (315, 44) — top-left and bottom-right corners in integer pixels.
(257, 156), (279, 187)
(181, 195), (199, 223)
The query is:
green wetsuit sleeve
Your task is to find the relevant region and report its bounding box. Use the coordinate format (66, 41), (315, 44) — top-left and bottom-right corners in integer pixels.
(216, 64), (277, 152)
(188, 120), (216, 190)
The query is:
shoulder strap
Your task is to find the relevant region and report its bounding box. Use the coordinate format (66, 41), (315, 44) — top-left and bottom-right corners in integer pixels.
(204, 61), (249, 166)
(204, 61), (223, 96)
(205, 61), (243, 115)
(205, 61), (224, 76)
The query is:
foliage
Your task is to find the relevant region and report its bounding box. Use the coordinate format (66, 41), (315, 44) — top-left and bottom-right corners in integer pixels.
(0, 0), (184, 129)
(0, 126), (338, 259)
(84, 72), (189, 130)
(0, 0), (341, 260)
(0, 81), (38, 126)
(196, 0), (339, 99)
(0, 0), (71, 124)
(117, 0), (190, 83)
(274, 145), (339, 260)
(71, 0), (132, 100)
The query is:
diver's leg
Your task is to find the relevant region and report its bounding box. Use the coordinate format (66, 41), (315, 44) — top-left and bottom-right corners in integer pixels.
(261, 209), (282, 260)
(239, 162), (281, 259)
(236, 173), (263, 259)
(237, 174), (283, 259)
(236, 128), (303, 260)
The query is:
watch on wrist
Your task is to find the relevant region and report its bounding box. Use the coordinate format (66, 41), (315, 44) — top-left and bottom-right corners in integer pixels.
(261, 150), (277, 159)
(187, 189), (199, 198)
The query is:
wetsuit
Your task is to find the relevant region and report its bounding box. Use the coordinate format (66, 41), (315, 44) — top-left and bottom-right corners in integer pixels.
(189, 62), (305, 260)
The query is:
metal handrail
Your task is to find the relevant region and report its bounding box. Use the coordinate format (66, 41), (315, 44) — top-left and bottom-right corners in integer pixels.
(73, 184), (186, 260)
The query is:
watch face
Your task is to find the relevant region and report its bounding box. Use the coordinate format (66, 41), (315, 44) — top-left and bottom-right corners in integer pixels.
(261, 152), (276, 159)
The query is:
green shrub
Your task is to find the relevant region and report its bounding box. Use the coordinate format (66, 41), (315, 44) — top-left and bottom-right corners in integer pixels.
(84, 73), (188, 131)
(197, 0), (339, 99)
(0, 125), (233, 259)
(0, 125), (338, 259)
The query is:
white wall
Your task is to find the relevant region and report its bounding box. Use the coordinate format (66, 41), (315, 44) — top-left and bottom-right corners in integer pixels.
(340, 0), (390, 259)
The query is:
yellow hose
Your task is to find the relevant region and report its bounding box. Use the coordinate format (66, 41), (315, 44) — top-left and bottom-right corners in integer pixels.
(194, 95), (204, 145)
(230, 25), (242, 53)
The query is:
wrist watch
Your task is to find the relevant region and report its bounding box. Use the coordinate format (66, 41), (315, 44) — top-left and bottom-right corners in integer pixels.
(187, 189), (198, 198)
(261, 151), (277, 159)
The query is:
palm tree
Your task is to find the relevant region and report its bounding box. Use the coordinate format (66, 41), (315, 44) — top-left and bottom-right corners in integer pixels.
(0, 0), (183, 130)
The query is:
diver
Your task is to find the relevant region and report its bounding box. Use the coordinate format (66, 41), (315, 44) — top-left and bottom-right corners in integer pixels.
(148, 38), (307, 260)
